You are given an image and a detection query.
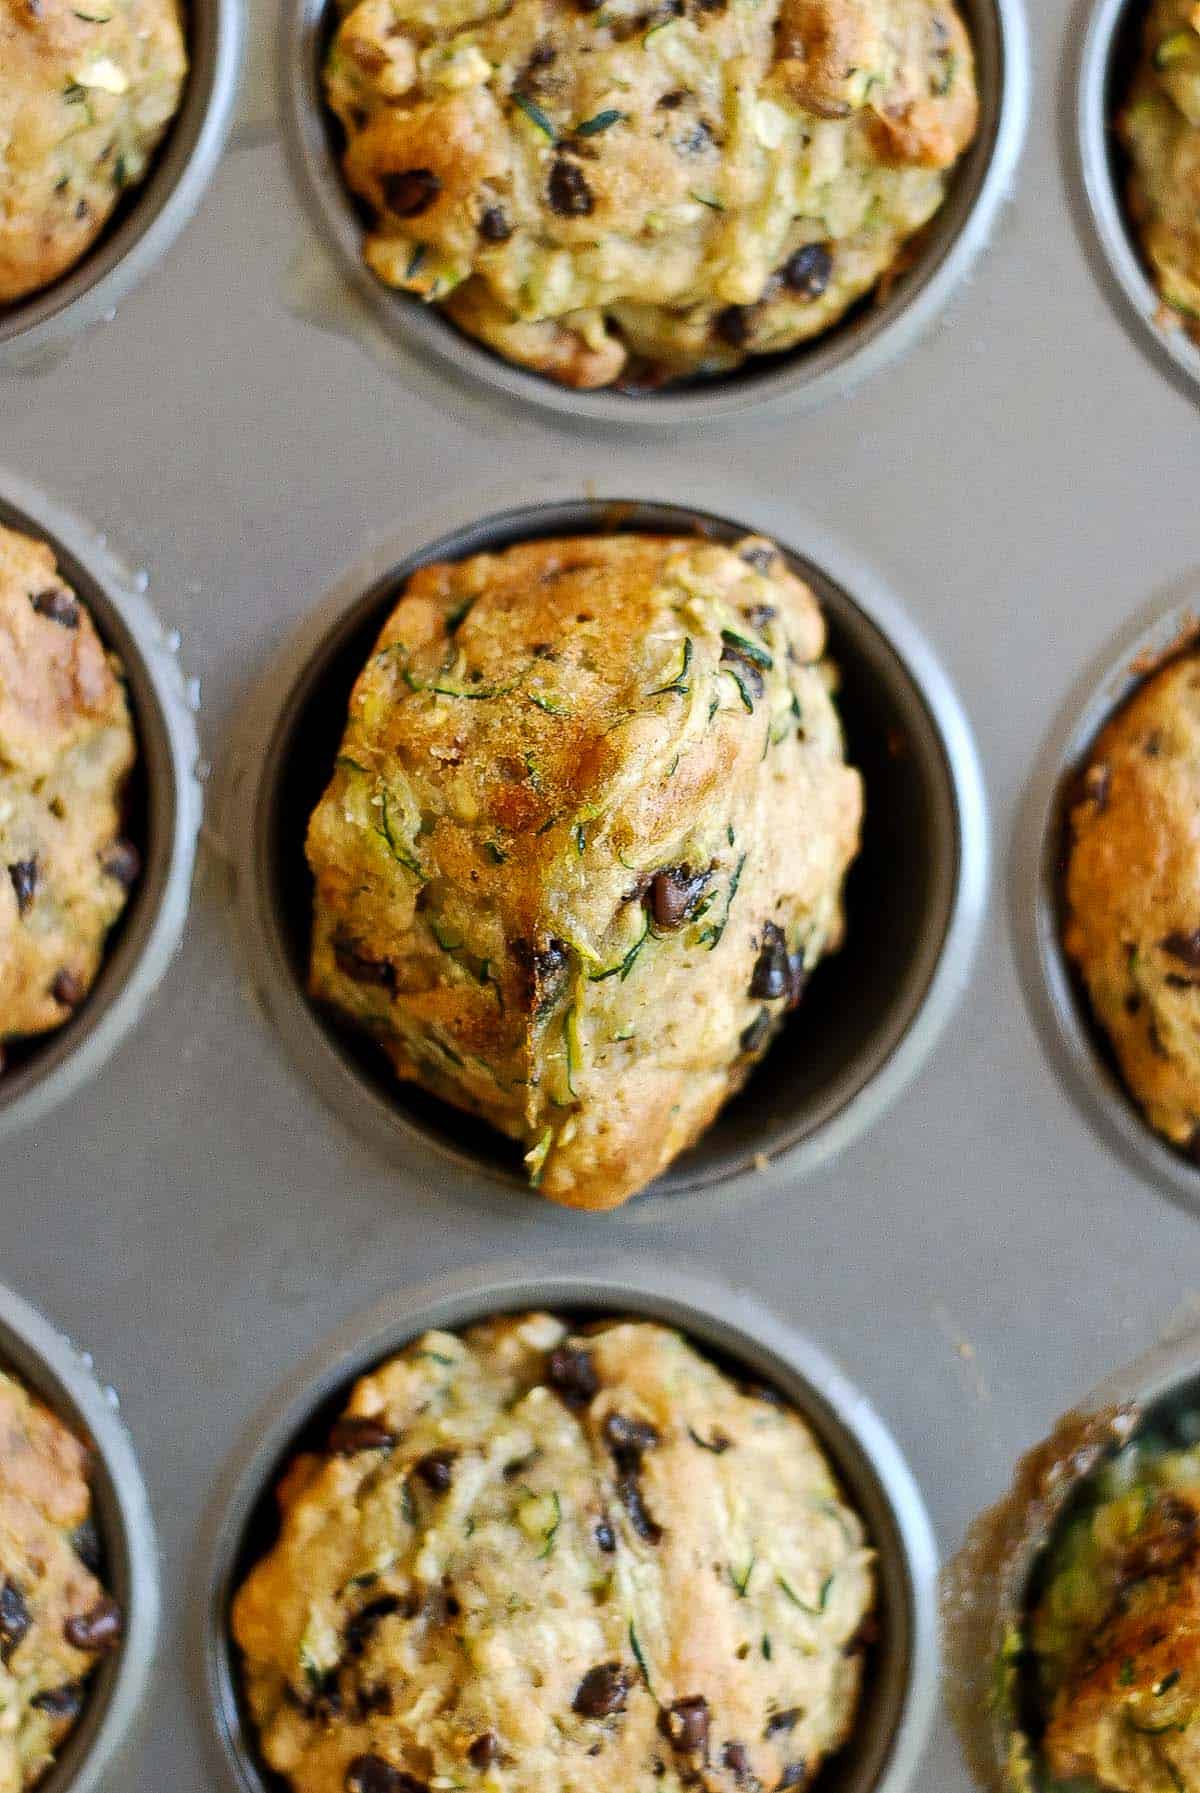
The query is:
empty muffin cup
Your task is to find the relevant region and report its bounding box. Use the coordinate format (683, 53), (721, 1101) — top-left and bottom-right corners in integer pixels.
(222, 489), (987, 1219)
(1076, 0), (1200, 401)
(0, 0), (242, 364)
(0, 1278), (160, 1793)
(945, 1325), (1200, 1793)
(201, 1258), (939, 1793)
(279, 0), (1029, 424)
(1017, 585), (1200, 1215)
(0, 472), (202, 1143)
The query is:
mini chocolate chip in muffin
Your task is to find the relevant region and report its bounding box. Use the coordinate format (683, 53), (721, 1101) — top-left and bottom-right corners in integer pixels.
(232, 1313), (875, 1793)
(0, 522), (138, 1064)
(0, 1367), (122, 1789)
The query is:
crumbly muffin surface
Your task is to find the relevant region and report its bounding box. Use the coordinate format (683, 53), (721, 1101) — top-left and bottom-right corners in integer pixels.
(0, 1367), (123, 1791)
(1063, 649), (1200, 1157)
(305, 533), (862, 1210)
(0, 521), (138, 1049)
(1029, 1430), (1200, 1793)
(323, 0), (978, 388)
(1119, 0), (1200, 336)
(233, 1314), (876, 1793)
(0, 0), (187, 305)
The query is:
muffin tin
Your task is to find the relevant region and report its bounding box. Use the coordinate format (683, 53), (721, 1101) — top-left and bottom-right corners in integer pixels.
(223, 490), (986, 1217)
(5, 0), (1200, 1784)
(201, 1261), (938, 1793)
(0, 472), (202, 1144)
(0, 1281), (159, 1793)
(279, 0), (1030, 423)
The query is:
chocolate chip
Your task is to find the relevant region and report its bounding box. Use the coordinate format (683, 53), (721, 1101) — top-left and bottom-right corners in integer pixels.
(740, 1008), (772, 1055)
(0, 1582), (30, 1662)
(358, 1683), (394, 1717)
(782, 243), (832, 299)
(414, 1449), (455, 1492)
(50, 968), (84, 1008)
(743, 603), (778, 627)
(346, 1758), (428, 1793)
(660, 1695), (710, 1755)
(327, 1416), (398, 1455)
(333, 934), (397, 992)
(547, 1344), (599, 1409)
(71, 1518), (102, 1574)
(1162, 930), (1200, 969)
(345, 1595), (403, 1656)
(714, 305), (753, 348)
(8, 859), (37, 917)
(647, 866), (711, 930)
(658, 88), (688, 108)
(100, 840), (141, 889)
(750, 922), (790, 999)
(724, 1742), (751, 1777)
(381, 169), (441, 218)
(617, 1474), (662, 1544)
(764, 1708), (802, 1738)
(547, 159), (594, 216)
(602, 1413), (659, 1466)
(595, 1518), (617, 1552)
(468, 1732), (500, 1768)
(1144, 730), (1163, 757)
(776, 1767), (807, 1790)
(64, 1595), (122, 1654)
(30, 588), (79, 628)
(512, 935), (571, 1016)
(740, 543), (777, 573)
(572, 1661), (632, 1717)
(479, 206), (513, 242)
(30, 1683), (84, 1718)
(675, 119), (714, 155)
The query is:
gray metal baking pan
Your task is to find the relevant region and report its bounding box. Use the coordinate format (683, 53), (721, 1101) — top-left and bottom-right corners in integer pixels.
(2, 0), (1200, 1786)
(199, 1259), (938, 1793)
(279, 0), (1030, 424)
(0, 1280), (160, 1793)
(0, 0), (244, 366)
(223, 486), (987, 1220)
(0, 469), (203, 1144)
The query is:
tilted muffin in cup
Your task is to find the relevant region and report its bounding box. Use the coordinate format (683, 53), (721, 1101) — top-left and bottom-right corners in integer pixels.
(1118, 0), (1200, 337)
(0, 0), (187, 306)
(0, 521), (139, 1070)
(0, 1365), (123, 1790)
(322, 0), (979, 389)
(232, 1312), (876, 1793)
(304, 532), (862, 1209)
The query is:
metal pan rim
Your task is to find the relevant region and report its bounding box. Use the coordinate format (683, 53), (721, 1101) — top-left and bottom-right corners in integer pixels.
(277, 0), (1029, 425)
(195, 1256), (940, 1793)
(0, 468), (203, 1143)
(220, 478), (989, 1222)
(0, 1280), (160, 1793)
(1012, 571), (1200, 1218)
(1074, 0), (1200, 403)
(0, 0), (244, 359)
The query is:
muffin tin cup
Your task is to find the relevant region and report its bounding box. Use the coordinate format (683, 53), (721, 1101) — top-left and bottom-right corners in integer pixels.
(198, 1256), (939, 1793)
(945, 1322), (1200, 1792)
(1013, 576), (1200, 1216)
(1075, 0), (1200, 403)
(0, 1280), (160, 1793)
(0, 469), (203, 1143)
(278, 0), (1029, 425)
(0, 0), (243, 365)
(221, 482), (988, 1221)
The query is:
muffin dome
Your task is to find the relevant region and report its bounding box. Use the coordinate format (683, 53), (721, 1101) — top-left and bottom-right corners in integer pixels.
(323, 0), (979, 388)
(0, 0), (187, 305)
(1064, 649), (1200, 1158)
(0, 1366), (123, 1790)
(0, 521), (138, 1055)
(1119, 0), (1200, 336)
(233, 1313), (876, 1793)
(305, 532), (862, 1209)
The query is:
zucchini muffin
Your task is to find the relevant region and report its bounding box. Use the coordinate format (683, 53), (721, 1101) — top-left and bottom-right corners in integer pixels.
(1024, 1423), (1200, 1793)
(0, 1365), (123, 1790)
(1119, 0), (1200, 337)
(0, 521), (139, 1063)
(233, 1313), (876, 1793)
(305, 532), (862, 1210)
(0, 0), (187, 306)
(322, 0), (980, 388)
(1063, 648), (1200, 1160)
